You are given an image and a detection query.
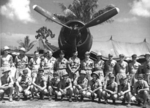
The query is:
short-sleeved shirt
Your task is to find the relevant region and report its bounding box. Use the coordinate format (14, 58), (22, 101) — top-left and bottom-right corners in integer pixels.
(94, 60), (104, 71)
(105, 80), (118, 92)
(134, 80), (149, 93)
(15, 55), (28, 69)
(35, 75), (47, 87)
(74, 77), (88, 89)
(55, 58), (68, 70)
(0, 75), (13, 86)
(129, 61), (141, 74)
(29, 57), (41, 70)
(140, 61), (150, 74)
(59, 78), (72, 89)
(68, 57), (80, 71)
(1, 54), (12, 67)
(81, 58), (94, 70)
(88, 79), (102, 90)
(44, 57), (56, 70)
(18, 76), (31, 88)
(116, 61), (128, 74)
(105, 60), (117, 73)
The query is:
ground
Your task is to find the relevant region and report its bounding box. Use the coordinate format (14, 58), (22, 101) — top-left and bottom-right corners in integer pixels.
(0, 98), (146, 108)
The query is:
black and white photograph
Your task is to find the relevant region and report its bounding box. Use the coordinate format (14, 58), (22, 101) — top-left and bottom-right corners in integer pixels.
(0, 0), (150, 108)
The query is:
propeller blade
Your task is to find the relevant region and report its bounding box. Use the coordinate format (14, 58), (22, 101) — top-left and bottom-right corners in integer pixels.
(79, 7), (119, 31)
(33, 5), (72, 30)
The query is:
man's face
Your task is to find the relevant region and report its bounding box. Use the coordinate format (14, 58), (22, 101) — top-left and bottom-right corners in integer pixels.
(60, 54), (64, 59)
(109, 56), (113, 61)
(63, 75), (68, 81)
(137, 77), (143, 83)
(145, 55), (150, 62)
(20, 51), (25, 55)
(109, 77), (114, 82)
(120, 57), (124, 62)
(39, 72), (44, 77)
(132, 56), (137, 62)
(34, 53), (39, 58)
(80, 74), (85, 78)
(23, 73), (28, 78)
(97, 56), (101, 60)
(53, 75), (58, 79)
(85, 54), (90, 59)
(47, 52), (52, 58)
(92, 74), (97, 81)
(73, 52), (78, 57)
(4, 50), (9, 55)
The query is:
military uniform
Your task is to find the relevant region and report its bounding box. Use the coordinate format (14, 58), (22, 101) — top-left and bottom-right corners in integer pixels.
(29, 57), (41, 78)
(0, 69), (14, 101)
(103, 74), (118, 104)
(15, 55), (29, 79)
(31, 72), (48, 99)
(140, 61), (150, 86)
(68, 57), (80, 80)
(43, 57), (56, 80)
(118, 78), (132, 105)
(81, 58), (94, 80)
(15, 72), (32, 100)
(116, 61), (128, 85)
(128, 61), (141, 86)
(1, 54), (14, 78)
(104, 59), (117, 78)
(48, 74), (60, 96)
(73, 75), (88, 98)
(94, 59), (105, 83)
(55, 58), (68, 78)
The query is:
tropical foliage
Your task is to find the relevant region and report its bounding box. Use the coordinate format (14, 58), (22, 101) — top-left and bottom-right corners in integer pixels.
(54, 0), (114, 23)
(18, 36), (35, 52)
(35, 26), (55, 40)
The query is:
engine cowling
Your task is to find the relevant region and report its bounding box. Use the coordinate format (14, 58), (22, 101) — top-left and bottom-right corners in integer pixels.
(58, 20), (93, 59)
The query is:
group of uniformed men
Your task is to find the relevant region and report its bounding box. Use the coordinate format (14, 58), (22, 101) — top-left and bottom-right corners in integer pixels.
(0, 46), (150, 108)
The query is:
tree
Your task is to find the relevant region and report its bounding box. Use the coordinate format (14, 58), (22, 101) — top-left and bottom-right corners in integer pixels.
(54, 0), (114, 23)
(18, 36), (35, 52)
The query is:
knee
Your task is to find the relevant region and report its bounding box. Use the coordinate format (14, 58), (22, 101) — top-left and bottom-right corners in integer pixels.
(0, 89), (4, 95)
(112, 94), (118, 100)
(24, 90), (31, 96)
(48, 86), (52, 91)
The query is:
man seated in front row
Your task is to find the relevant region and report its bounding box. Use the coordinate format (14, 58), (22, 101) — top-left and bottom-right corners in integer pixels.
(133, 74), (150, 108)
(47, 72), (60, 101)
(30, 68), (48, 100)
(118, 76), (132, 107)
(15, 69), (32, 101)
(86, 71), (103, 103)
(103, 73), (118, 104)
(73, 70), (88, 101)
(0, 68), (14, 102)
(56, 70), (73, 102)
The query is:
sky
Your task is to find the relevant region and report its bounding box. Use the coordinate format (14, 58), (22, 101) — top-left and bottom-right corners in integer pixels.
(0, 0), (150, 50)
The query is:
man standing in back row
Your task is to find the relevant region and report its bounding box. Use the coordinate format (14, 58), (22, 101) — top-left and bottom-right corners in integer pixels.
(81, 51), (94, 80)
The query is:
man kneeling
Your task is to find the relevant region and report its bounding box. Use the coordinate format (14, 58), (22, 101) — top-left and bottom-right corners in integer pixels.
(47, 72), (60, 101)
(118, 76), (132, 107)
(0, 68), (14, 102)
(86, 71), (103, 103)
(56, 70), (73, 102)
(15, 69), (32, 101)
(31, 68), (48, 100)
(73, 70), (88, 101)
(133, 74), (150, 108)
(103, 73), (118, 104)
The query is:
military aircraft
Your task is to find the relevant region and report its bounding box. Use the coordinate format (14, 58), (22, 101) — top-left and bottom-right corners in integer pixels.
(33, 5), (119, 60)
